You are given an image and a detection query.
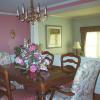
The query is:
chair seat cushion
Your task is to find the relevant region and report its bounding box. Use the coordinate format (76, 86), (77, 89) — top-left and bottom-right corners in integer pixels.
(0, 86), (7, 92)
(46, 91), (71, 100)
(0, 84), (15, 92)
(0, 95), (8, 100)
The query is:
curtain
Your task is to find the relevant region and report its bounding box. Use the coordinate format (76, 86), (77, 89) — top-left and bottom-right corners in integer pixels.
(80, 28), (87, 55)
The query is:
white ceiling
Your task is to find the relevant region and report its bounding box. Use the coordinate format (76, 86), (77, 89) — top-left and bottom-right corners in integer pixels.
(0, 0), (100, 18)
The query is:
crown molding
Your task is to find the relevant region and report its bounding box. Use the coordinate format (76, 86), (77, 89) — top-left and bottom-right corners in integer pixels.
(0, 12), (16, 16)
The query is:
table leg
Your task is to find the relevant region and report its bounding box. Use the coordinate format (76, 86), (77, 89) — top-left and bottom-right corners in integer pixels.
(38, 92), (46, 100)
(38, 81), (46, 100)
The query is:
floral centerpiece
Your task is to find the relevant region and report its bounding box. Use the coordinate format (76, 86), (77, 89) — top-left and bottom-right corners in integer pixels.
(14, 43), (48, 79)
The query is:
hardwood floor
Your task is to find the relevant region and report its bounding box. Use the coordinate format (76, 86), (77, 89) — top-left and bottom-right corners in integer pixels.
(94, 94), (100, 100)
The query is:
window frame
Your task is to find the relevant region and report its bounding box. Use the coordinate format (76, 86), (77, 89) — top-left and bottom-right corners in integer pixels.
(80, 26), (100, 56)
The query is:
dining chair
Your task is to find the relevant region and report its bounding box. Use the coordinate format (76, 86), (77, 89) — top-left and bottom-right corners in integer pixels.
(60, 53), (81, 88)
(46, 60), (100, 100)
(0, 66), (37, 100)
(42, 51), (54, 69)
(61, 53), (81, 72)
(46, 53), (81, 100)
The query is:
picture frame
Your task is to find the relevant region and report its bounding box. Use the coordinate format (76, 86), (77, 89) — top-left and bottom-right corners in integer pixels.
(46, 25), (62, 48)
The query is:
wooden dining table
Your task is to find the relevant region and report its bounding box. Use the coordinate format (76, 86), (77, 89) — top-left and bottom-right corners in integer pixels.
(4, 64), (76, 100)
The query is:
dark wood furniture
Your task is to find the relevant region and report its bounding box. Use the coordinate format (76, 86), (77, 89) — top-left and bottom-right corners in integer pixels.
(61, 53), (81, 71)
(42, 51), (54, 69)
(0, 66), (12, 100)
(58, 53), (81, 92)
(0, 65), (37, 100)
(94, 93), (100, 100)
(2, 64), (76, 100)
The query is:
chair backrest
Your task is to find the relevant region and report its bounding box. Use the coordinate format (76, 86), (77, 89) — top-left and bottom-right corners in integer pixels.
(61, 53), (81, 71)
(0, 66), (12, 100)
(42, 51), (54, 67)
(71, 60), (100, 100)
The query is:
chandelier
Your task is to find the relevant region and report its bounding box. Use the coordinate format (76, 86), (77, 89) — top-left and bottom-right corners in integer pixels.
(17, 0), (48, 24)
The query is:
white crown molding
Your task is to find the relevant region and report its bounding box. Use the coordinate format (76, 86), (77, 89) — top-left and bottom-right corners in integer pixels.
(0, 12), (16, 16)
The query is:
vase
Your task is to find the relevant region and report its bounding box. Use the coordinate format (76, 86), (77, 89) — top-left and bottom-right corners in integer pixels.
(29, 71), (37, 80)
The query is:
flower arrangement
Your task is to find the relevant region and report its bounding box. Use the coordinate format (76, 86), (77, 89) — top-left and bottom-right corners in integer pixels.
(14, 43), (43, 74)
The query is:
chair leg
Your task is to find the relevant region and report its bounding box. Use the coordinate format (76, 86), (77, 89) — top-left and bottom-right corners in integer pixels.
(49, 90), (55, 100)
(0, 90), (4, 97)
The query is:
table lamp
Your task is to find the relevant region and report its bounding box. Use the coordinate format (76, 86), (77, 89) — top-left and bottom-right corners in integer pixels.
(73, 41), (81, 55)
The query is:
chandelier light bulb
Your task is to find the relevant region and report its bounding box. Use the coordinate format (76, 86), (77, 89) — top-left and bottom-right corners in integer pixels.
(17, 9), (19, 16)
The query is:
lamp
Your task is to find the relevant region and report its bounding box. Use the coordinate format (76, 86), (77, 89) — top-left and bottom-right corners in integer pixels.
(17, 0), (48, 24)
(73, 41), (81, 55)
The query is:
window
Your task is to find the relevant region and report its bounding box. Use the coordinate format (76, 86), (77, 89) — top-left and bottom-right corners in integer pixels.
(85, 32), (100, 58)
(80, 26), (100, 58)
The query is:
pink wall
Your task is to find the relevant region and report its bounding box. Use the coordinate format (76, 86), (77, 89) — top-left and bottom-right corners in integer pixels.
(0, 15), (30, 54)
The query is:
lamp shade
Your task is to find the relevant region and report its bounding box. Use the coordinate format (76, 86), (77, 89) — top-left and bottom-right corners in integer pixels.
(73, 41), (81, 49)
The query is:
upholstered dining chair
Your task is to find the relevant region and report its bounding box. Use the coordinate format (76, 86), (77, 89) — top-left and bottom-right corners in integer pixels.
(61, 53), (81, 72)
(46, 60), (100, 100)
(0, 66), (37, 100)
(42, 51), (54, 69)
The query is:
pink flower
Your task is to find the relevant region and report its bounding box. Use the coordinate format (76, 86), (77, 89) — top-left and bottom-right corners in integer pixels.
(29, 43), (37, 52)
(18, 58), (24, 65)
(30, 64), (37, 72)
(25, 52), (30, 57)
(34, 53), (39, 59)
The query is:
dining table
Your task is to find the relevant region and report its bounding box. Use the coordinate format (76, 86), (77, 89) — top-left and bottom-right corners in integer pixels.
(3, 64), (76, 100)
